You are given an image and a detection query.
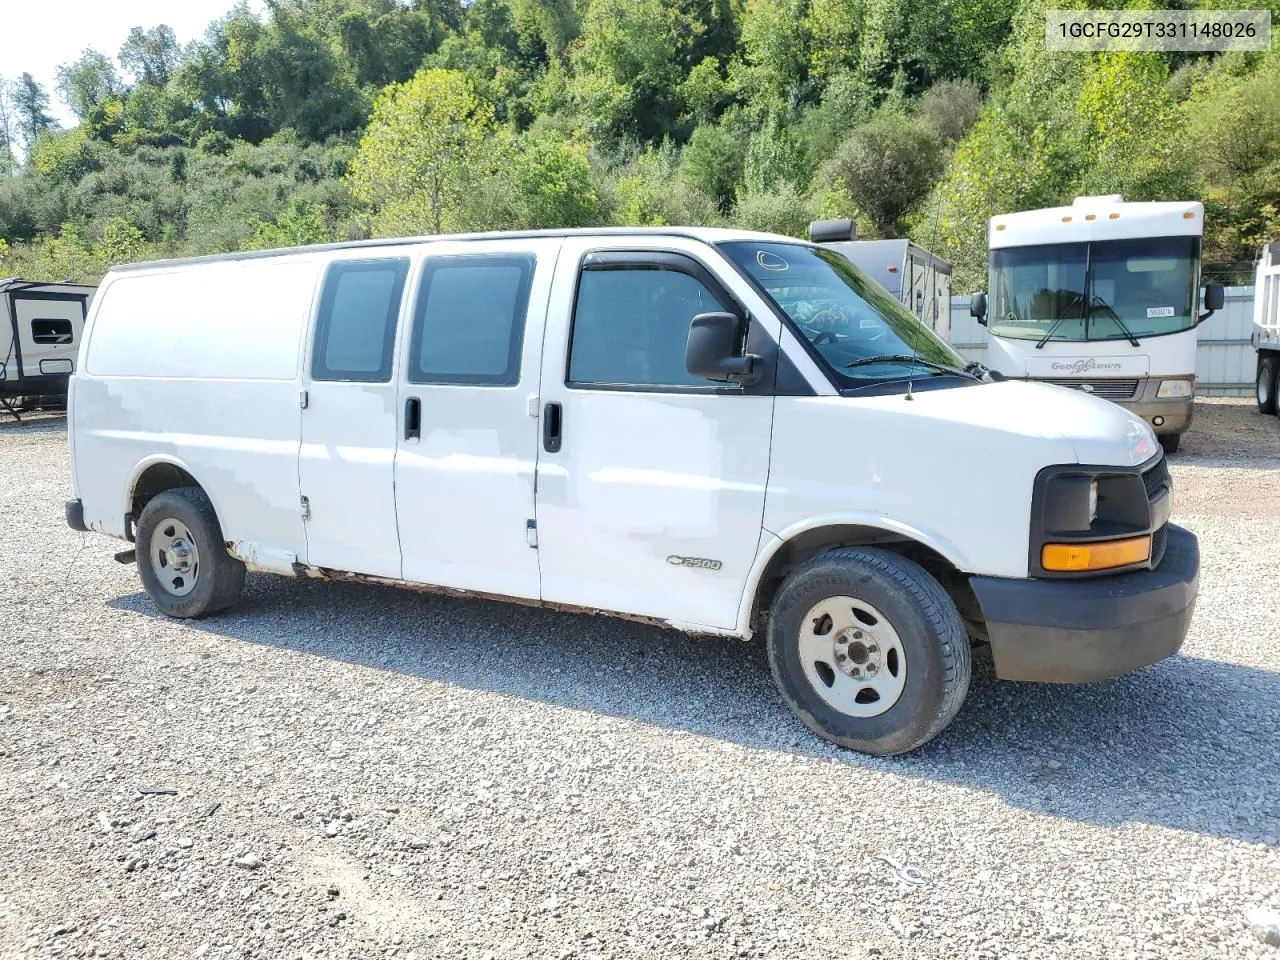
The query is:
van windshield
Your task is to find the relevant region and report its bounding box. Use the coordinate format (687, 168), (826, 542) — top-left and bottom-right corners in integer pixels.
(720, 241), (968, 387)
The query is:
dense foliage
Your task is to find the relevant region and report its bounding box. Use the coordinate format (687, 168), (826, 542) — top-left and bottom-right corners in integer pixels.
(1, 0), (1278, 288)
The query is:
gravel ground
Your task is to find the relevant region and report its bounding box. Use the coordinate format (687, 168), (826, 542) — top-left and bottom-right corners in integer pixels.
(2, 398), (1279, 960)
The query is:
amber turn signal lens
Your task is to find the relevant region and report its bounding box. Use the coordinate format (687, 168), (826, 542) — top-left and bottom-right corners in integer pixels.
(1041, 536), (1151, 572)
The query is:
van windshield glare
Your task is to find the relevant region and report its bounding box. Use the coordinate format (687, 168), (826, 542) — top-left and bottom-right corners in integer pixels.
(720, 241), (966, 385)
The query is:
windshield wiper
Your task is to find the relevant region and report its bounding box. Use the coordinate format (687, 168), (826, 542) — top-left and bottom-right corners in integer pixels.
(1086, 295), (1141, 346)
(845, 355), (979, 380)
(1034, 315), (1071, 349)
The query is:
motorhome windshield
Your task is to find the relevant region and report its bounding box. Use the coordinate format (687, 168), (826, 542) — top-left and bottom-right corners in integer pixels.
(720, 241), (967, 386)
(988, 236), (1199, 342)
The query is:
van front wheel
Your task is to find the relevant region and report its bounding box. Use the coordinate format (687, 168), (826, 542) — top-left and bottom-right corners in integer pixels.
(767, 547), (971, 756)
(136, 487), (245, 619)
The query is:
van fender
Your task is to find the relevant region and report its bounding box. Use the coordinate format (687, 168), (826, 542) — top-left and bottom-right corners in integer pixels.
(734, 512), (974, 637)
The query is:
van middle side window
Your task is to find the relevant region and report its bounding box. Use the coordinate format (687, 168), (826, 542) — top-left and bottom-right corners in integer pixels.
(409, 255), (534, 386)
(568, 255), (736, 389)
(311, 258), (409, 383)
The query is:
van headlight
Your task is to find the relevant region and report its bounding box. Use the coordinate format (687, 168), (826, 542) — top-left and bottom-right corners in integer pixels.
(1156, 379), (1192, 399)
(1032, 465), (1156, 575)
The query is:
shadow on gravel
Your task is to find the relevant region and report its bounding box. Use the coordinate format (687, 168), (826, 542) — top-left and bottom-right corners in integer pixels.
(110, 572), (1280, 847)
(0, 413), (67, 434)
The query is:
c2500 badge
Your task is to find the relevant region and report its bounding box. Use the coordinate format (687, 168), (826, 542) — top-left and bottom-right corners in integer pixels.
(667, 555), (722, 571)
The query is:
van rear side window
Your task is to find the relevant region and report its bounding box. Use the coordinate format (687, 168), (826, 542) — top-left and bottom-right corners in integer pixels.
(409, 255), (534, 386)
(312, 259), (409, 383)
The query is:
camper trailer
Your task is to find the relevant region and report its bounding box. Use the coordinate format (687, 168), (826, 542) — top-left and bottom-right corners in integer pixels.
(808, 220), (953, 339)
(0, 278), (96, 419)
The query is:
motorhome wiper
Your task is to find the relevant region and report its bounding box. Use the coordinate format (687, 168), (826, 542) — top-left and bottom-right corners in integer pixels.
(845, 355), (979, 379)
(1035, 315), (1070, 349)
(1086, 296), (1141, 346)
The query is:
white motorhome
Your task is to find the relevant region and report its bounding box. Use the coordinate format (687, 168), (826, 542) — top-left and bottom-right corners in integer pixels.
(807, 220), (953, 340)
(1253, 240), (1280, 416)
(970, 197), (1224, 454)
(66, 228), (1199, 755)
(1, 278), (96, 419)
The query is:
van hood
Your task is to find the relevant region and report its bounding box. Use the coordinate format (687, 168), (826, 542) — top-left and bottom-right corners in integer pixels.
(867, 380), (1159, 467)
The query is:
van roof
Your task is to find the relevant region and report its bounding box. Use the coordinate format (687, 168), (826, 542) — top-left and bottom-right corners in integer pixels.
(109, 226), (801, 273)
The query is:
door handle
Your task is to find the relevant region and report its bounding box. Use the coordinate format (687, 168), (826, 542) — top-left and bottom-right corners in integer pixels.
(405, 397), (421, 442)
(542, 401), (562, 453)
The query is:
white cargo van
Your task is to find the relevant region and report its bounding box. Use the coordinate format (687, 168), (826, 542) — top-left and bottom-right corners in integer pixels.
(65, 229), (1200, 755)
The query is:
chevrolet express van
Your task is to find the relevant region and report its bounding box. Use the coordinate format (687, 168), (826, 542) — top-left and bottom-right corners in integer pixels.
(65, 229), (1200, 755)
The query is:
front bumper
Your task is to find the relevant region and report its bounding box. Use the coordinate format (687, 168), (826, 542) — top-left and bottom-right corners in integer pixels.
(970, 524), (1199, 683)
(65, 498), (88, 532)
(1123, 378), (1194, 436)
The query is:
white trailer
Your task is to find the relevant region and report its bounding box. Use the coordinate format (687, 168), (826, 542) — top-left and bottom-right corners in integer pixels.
(1253, 241), (1280, 415)
(808, 221), (953, 339)
(1, 278), (97, 420)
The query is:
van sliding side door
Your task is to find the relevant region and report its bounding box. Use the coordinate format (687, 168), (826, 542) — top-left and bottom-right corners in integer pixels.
(392, 238), (560, 599)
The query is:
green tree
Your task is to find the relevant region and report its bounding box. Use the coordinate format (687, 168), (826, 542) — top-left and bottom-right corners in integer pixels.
(10, 73), (57, 149)
(680, 121), (746, 212)
(0, 78), (17, 174)
(55, 50), (123, 122)
(567, 0), (688, 144)
(916, 79), (981, 143)
(347, 68), (499, 234)
(825, 114), (943, 236)
(119, 25), (181, 86)
(505, 132), (599, 228)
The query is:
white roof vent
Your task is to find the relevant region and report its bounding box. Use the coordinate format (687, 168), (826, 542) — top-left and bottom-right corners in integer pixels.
(1073, 194), (1124, 207)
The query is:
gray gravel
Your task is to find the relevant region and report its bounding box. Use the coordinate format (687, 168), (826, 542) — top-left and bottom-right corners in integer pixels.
(2, 399), (1280, 960)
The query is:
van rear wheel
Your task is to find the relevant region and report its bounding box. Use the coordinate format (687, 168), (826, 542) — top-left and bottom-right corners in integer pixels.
(136, 487), (245, 619)
(767, 547), (970, 756)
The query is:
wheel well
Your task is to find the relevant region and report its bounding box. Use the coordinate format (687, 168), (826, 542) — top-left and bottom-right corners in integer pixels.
(130, 463), (200, 533)
(751, 526), (986, 642)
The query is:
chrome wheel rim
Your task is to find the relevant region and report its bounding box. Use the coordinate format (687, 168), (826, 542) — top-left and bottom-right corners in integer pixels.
(1260, 368), (1271, 406)
(149, 518), (200, 597)
(798, 596), (907, 718)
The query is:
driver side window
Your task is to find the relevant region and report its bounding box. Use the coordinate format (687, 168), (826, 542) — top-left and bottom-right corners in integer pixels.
(568, 262), (732, 389)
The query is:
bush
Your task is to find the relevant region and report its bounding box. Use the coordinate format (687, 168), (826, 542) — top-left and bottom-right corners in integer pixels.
(824, 114), (944, 237)
(916, 79), (982, 143)
(730, 182), (816, 237)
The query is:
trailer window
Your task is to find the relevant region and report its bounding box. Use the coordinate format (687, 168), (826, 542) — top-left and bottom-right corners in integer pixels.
(31, 318), (74, 345)
(312, 259), (409, 383)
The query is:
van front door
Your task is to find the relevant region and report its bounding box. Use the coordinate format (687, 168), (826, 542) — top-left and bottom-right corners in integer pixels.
(299, 256), (411, 579)
(535, 239), (780, 632)
(393, 239), (559, 600)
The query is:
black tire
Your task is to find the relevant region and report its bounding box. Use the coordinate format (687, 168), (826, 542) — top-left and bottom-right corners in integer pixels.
(1159, 432), (1181, 455)
(1258, 356), (1279, 416)
(766, 547), (971, 756)
(135, 487), (245, 619)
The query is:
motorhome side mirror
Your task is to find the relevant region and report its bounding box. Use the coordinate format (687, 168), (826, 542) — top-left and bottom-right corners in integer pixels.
(1204, 282), (1224, 312)
(686, 312), (758, 383)
(970, 292), (988, 325)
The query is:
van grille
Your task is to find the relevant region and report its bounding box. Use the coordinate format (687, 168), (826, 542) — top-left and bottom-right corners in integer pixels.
(1043, 378), (1139, 400)
(1151, 523), (1167, 568)
(1142, 454), (1171, 500)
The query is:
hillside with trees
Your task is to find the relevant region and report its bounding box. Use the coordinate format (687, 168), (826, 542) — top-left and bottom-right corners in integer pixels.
(1, 0), (1278, 289)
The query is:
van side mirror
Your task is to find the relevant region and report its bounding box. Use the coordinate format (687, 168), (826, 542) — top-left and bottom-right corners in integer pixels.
(686, 312), (759, 384)
(1199, 281), (1224, 323)
(970, 292), (988, 325)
